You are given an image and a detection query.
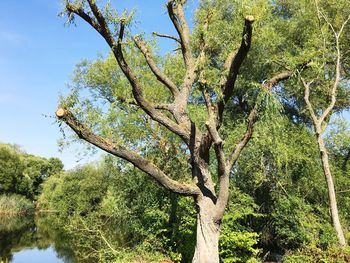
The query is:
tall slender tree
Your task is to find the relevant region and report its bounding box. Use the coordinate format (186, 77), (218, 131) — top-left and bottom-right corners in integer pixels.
(299, 0), (350, 247)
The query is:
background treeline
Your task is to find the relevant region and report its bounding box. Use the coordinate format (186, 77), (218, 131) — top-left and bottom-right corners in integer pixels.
(0, 143), (63, 214)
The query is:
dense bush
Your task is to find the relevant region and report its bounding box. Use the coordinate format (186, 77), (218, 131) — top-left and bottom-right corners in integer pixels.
(38, 164), (109, 215)
(283, 246), (350, 263)
(0, 194), (35, 215)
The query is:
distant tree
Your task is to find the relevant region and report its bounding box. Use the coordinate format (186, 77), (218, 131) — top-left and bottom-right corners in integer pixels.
(0, 143), (63, 199)
(0, 144), (26, 196)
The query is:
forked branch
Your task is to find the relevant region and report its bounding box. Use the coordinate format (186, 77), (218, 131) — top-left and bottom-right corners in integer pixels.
(301, 13), (350, 132)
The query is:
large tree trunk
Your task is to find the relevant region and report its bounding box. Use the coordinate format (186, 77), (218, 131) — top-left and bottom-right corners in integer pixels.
(317, 135), (347, 247)
(192, 196), (221, 263)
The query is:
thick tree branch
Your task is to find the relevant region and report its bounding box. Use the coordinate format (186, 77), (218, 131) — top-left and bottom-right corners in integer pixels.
(197, 13), (217, 164)
(217, 16), (254, 126)
(133, 36), (180, 98)
(224, 16), (255, 93)
(56, 108), (199, 196)
(166, 0), (193, 70)
(212, 142), (227, 222)
(264, 70), (293, 89)
(86, 0), (114, 45)
(203, 88), (222, 146)
(166, 0), (196, 110)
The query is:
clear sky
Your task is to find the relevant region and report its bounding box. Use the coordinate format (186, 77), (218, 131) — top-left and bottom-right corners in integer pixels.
(0, 0), (198, 169)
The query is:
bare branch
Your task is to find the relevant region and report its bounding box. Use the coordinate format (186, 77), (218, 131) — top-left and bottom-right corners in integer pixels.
(203, 88), (222, 146)
(338, 14), (350, 37)
(227, 107), (257, 169)
(197, 14), (222, 146)
(154, 103), (174, 111)
(56, 108), (199, 196)
(205, 122), (223, 146)
(223, 16), (254, 95)
(152, 32), (180, 43)
(302, 7), (350, 135)
(302, 77), (321, 130)
(86, 0), (115, 46)
(213, 143), (228, 222)
(166, 0), (197, 113)
(133, 36), (180, 98)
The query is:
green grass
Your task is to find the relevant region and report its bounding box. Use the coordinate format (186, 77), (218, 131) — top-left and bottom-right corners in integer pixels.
(0, 194), (35, 216)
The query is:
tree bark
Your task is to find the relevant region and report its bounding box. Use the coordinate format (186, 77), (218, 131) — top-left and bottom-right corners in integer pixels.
(192, 196), (221, 263)
(317, 135), (347, 247)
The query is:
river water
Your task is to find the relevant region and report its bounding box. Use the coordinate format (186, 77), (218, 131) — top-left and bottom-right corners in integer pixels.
(0, 215), (76, 263)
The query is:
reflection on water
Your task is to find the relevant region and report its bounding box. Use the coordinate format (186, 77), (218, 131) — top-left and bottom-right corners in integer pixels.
(0, 215), (76, 263)
(12, 247), (65, 263)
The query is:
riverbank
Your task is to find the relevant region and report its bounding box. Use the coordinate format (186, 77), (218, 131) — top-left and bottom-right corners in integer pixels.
(0, 194), (35, 216)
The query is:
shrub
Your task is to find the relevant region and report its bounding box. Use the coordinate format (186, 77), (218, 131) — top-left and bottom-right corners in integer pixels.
(0, 194), (35, 215)
(283, 246), (350, 263)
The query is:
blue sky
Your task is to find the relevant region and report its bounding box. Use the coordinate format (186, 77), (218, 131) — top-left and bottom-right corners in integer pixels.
(0, 0), (197, 169)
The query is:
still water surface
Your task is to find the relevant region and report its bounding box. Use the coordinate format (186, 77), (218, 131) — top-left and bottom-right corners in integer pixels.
(12, 247), (64, 263)
(0, 215), (75, 263)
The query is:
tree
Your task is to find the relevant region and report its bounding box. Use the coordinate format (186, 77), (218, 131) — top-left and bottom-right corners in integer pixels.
(240, 0), (350, 247)
(56, 1), (302, 262)
(298, 1), (350, 247)
(0, 143), (63, 199)
(0, 144), (26, 196)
